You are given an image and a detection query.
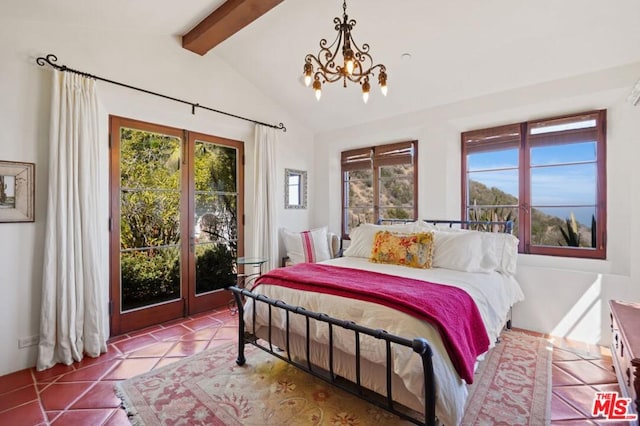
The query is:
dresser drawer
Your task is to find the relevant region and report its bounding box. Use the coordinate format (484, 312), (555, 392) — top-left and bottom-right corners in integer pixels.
(612, 337), (634, 397)
(609, 300), (640, 416)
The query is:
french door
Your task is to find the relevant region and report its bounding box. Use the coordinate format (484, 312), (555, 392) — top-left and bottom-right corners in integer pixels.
(109, 116), (244, 335)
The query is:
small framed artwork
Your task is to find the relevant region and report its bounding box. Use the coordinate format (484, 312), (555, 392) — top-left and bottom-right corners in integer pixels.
(0, 161), (35, 223)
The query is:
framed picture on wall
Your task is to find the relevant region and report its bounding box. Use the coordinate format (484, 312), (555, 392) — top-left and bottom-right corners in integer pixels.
(0, 160), (35, 223)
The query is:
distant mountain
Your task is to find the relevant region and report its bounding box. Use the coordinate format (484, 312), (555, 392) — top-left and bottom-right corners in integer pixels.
(347, 170), (594, 247)
(468, 180), (594, 247)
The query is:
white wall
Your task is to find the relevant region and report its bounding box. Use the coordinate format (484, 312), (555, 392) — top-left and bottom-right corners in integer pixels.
(0, 19), (314, 375)
(314, 62), (640, 347)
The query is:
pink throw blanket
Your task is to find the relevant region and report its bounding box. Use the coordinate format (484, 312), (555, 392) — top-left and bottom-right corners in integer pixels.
(253, 263), (489, 384)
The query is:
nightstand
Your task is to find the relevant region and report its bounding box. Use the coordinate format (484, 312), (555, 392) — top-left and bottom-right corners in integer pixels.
(228, 257), (268, 314)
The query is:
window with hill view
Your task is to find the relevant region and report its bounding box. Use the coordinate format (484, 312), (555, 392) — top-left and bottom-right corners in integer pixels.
(341, 141), (418, 237)
(462, 110), (606, 259)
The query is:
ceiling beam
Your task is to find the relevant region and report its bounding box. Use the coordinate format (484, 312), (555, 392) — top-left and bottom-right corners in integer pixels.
(182, 0), (284, 56)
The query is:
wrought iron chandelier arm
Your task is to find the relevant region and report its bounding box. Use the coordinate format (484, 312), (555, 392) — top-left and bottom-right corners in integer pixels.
(322, 19), (343, 67)
(305, 53), (344, 84)
(314, 69), (345, 84)
(342, 63), (386, 85)
(353, 41), (370, 61)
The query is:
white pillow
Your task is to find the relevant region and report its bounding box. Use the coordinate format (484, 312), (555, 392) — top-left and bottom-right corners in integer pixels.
(344, 223), (417, 258)
(282, 227), (332, 265)
(433, 227), (519, 275)
(432, 231), (495, 273)
(479, 232), (519, 275)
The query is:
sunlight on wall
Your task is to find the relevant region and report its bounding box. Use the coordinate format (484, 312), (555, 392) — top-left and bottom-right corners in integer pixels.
(551, 274), (602, 344)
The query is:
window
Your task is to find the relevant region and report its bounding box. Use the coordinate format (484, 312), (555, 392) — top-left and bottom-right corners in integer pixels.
(461, 110), (606, 259)
(341, 141), (418, 237)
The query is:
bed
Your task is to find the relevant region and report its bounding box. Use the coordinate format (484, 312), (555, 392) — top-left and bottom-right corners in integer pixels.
(227, 220), (524, 426)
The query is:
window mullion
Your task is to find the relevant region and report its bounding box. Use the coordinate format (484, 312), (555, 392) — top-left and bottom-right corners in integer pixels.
(373, 162), (380, 223)
(520, 122), (530, 254)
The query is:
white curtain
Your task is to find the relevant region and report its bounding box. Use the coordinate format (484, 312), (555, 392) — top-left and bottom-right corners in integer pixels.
(252, 124), (279, 271)
(37, 70), (107, 371)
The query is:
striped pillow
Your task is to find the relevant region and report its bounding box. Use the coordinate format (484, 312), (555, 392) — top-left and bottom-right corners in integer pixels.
(282, 227), (332, 265)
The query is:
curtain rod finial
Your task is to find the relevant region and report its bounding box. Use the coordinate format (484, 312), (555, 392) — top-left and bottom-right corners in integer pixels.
(36, 53), (59, 68)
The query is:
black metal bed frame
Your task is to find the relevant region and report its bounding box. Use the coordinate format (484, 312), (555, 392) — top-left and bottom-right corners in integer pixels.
(227, 219), (515, 426)
(378, 218), (514, 234)
(227, 286), (437, 426)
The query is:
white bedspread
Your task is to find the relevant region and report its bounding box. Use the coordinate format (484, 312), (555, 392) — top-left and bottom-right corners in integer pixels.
(244, 257), (524, 425)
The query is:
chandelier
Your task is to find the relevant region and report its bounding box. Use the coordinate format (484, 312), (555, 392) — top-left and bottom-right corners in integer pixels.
(302, 0), (387, 103)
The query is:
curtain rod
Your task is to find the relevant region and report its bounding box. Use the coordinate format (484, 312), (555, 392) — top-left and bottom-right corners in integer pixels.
(36, 54), (286, 132)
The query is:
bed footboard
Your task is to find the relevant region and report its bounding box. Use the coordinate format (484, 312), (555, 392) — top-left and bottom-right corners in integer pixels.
(227, 285), (437, 426)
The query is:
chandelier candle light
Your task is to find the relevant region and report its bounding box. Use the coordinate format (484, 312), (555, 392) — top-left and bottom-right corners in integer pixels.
(303, 0), (387, 103)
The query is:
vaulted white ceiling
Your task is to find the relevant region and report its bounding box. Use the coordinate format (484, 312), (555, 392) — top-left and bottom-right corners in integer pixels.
(5, 0), (640, 133)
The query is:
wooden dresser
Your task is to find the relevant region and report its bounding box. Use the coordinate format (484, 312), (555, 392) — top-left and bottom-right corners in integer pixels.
(609, 300), (640, 416)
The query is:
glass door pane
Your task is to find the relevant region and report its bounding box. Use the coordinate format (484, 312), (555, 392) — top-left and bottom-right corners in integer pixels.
(193, 142), (238, 294)
(188, 134), (244, 314)
(119, 127), (183, 310)
(110, 116), (187, 336)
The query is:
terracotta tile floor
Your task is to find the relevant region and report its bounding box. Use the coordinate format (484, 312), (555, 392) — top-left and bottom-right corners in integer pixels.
(0, 312), (621, 425)
(546, 336), (624, 425)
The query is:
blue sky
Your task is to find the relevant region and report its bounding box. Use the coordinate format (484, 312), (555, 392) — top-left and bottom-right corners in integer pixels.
(467, 142), (597, 225)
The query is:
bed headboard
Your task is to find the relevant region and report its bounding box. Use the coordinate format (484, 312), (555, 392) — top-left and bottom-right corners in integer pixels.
(423, 219), (513, 234)
(376, 218), (514, 234)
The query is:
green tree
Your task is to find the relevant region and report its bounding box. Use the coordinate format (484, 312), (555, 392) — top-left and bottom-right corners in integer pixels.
(194, 143), (238, 255)
(120, 129), (181, 250)
(119, 128), (182, 309)
(119, 130), (240, 306)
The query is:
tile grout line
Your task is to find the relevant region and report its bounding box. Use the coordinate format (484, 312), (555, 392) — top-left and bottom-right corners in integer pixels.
(31, 368), (51, 425)
(35, 349), (129, 423)
(550, 344), (619, 423)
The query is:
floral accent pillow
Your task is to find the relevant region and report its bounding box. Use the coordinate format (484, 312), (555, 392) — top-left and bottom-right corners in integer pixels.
(369, 231), (434, 269)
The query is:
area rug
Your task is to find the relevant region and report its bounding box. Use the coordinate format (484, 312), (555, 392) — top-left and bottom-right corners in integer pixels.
(115, 331), (552, 425)
(461, 331), (552, 425)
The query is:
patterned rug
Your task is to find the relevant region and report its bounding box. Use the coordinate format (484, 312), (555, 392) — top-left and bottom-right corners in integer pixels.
(115, 331), (552, 425)
(461, 331), (552, 425)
